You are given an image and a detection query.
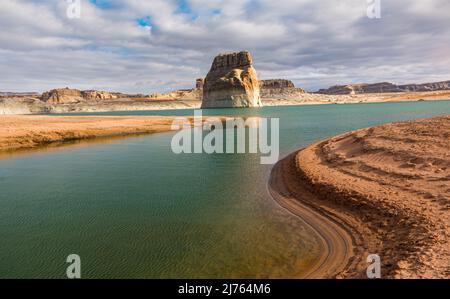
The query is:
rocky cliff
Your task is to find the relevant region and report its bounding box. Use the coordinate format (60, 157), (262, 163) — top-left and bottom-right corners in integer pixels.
(41, 88), (84, 103)
(317, 80), (450, 95)
(201, 51), (262, 108)
(259, 79), (306, 99)
(149, 89), (200, 101)
(260, 79), (295, 90)
(0, 97), (47, 115)
(196, 78), (204, 90)
(41, 88), (118, 103)
(316, 82), (400, 95)
(399, 80), (450, 92)
(82, 90), (118, 100)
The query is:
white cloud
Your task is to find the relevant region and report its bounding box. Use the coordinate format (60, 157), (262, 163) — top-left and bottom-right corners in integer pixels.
(0, 0), (449, 93)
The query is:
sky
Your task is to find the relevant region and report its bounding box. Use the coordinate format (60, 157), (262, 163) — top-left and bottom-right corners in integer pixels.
(0, 0), (449, 93)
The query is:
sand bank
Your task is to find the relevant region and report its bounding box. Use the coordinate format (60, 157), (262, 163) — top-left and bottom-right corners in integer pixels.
(0, 115), (192, 153)
(270, 116), (450, 278)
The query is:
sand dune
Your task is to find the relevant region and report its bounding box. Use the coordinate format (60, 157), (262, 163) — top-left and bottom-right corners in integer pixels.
(271, 116), (450, 278)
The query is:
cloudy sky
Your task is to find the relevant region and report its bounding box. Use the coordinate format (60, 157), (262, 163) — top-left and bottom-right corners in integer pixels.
(1, 0), (449, 93)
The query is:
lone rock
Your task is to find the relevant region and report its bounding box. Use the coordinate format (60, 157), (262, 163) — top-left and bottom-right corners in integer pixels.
(202, 51), (262, 108)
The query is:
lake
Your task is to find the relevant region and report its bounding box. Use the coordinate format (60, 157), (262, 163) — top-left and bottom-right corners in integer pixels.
(1, 101), (449, 278)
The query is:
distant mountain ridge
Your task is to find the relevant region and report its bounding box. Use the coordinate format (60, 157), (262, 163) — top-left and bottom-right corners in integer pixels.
(316, 80), (450, 95)
(0, 92), (40, 97)
(3, 79), (450, 101)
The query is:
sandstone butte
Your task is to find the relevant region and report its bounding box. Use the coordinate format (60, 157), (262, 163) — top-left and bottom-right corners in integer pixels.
(41, 87), (118, 104)
(201, 51), (262, 108)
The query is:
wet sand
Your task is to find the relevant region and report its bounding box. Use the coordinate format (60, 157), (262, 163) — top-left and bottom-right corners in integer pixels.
(270, 116), (450, 278)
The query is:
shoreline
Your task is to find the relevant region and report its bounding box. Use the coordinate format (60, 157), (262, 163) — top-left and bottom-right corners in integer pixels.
(2, 91), (449, 115)
(268, 154), (358, 278)
(1, 114), (449, 278)
(269, 116), (450, 278)
(0, 115), (193, 153)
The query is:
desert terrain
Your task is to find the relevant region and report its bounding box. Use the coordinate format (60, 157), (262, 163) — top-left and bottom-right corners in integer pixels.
(270, 116), (450, 278)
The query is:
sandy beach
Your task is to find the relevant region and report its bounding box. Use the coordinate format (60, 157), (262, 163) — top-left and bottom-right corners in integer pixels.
(0, 115), (194, 153)
(270, 116), (450, 278)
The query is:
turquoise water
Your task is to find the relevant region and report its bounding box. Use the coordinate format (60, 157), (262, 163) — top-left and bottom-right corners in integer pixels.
(1, 101), (449, 278)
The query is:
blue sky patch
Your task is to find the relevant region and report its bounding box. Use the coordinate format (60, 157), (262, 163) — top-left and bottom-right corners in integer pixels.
(211, 8), (222, 15)
(175, 0), (199, 20)
(89, 0), (113, 9)
(136, 16), (155, 30)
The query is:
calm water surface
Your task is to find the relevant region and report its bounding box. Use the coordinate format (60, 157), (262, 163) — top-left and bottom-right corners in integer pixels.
(1, 101), (449, 278)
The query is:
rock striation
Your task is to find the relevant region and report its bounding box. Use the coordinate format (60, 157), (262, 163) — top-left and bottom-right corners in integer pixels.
(41, 87), (84, 103)
(317, 80), (450, 95)
(316, 82), (400, 95)
(202, 51), (262, 108)
(196, 78), (204, 90)
(82, 90), (118, 100)
(41, 88), (118, 103)
(399, 80), (450, 92)
(260, 79), (296, 90)
(259, 79), (306, 99)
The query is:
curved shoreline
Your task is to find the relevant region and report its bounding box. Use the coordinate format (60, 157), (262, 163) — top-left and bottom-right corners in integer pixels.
(268, 154), (359, 278)
(269, 116), (450, 278)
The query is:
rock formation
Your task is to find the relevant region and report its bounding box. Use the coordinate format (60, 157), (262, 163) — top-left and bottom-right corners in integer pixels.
(195, 78), (204, 101)
(316, 82), (400, 95)
(82, 90), (118, 100)
(399, 80), (450, 92)
(196, 78), (204, 90)
(202, 51), (262, 108)
(0, 97), (47, 115)
(149, 89), (198, 100)
(316, 80), (450, 95)
(316, 85), (358, 95)
(41, 88), (118, 103)
(259, 79), (306, 99)
(41, 88), (84, 103)
(260, 79), (296, 90)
